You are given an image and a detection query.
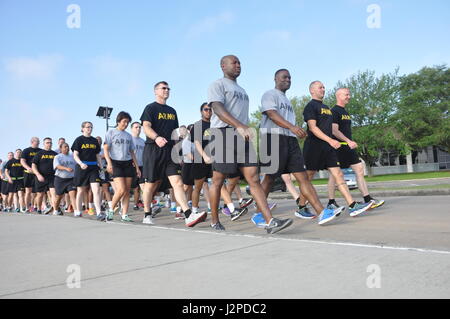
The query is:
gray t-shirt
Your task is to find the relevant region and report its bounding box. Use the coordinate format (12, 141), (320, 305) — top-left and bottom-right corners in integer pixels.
(53, 153), (76, 179)
(207, 77), (249, 128)
(260, 89), (296, 137)
(182, 138), (193, 164)
(104, 129), (135, 161)
(132, 136), (145, 167)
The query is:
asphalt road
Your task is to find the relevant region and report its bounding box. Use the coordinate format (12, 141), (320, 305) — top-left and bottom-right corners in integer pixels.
(0, 195), (449, 299)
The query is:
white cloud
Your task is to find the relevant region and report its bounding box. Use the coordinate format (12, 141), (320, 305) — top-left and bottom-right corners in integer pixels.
(185, 11), (235, 40)
(4, 54), (64, 81)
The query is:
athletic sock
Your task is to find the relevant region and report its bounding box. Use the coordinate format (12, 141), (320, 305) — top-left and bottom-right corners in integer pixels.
(226, 203), (236, 213)
(328, 199), (337, 206)
(363, 195), (373, 203)
(192, 207), (199, 214)
(176, 206), (182, 213)
(298, 204), (306, 210)
(295, 197), (300, 206)
(184, 209), (192, 219)
(144, 212), (152, 218)
(349, 201), (357, 208)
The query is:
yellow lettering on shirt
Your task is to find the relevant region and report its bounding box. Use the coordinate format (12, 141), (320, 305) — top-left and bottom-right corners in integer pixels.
(81, 144), (97, 149)
(41, 155), (55, 160)
(341, 115), (351, 120)
(158, 113), (176, 120)
(321, 108), (332, 115)
(12, 163), (22, 167)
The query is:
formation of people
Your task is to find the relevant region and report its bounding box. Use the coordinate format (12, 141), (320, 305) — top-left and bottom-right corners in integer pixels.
(0, 55), (384, 235)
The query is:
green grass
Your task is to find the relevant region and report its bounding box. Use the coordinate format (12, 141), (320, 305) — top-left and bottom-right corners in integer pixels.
(310, 171), (450, 185)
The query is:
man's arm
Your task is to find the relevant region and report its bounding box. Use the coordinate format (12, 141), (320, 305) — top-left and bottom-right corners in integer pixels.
(331, 123), (357, 149)
(20, 158), (32, 172)
(307, 119), (341, 149)
(142, 120), (167, 148)
(211, 101), (253, 140)
(265, 110), (306, 138)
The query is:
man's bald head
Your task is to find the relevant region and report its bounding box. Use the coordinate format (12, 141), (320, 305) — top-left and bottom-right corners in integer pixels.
(220, 55), (241, 80)
(335, 88), (351, 107)
(309, 81), (325, 101)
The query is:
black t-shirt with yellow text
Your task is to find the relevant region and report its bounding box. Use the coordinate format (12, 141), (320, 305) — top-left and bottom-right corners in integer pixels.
(6, 159), (24, 178)
(71, 136), (100, 163)
(331, 105), (353, 141)
(303, 99), (334, 142)
(33, 150), (58, 176)
(21, 147), (42, 172)
(140, 102), (179, 147)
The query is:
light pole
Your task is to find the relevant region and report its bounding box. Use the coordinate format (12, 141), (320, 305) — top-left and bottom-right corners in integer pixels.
(96, 106), (114, 132)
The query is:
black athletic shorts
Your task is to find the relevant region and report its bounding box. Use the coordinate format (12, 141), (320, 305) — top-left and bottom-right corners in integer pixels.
(336, 144), (361, 169)
(260, 134), (306, 177)
(54, 176), (76, 195)
(181, 163), (194, 186)
(23, 172), (36, 191)
(1, 180), (9, 195)
(74, 165), (101, 187)
(131, 166), (145, 189)
(112, 160), (135, 179)
(303, 138), (340, 171)
(191, 163), (212, 180)
(143, 143), (181, 183)
(210, 127), (258, 176)
(99, 169), (112, 185)
(34, 175), (55, 193)
(7, 179), (24, 193)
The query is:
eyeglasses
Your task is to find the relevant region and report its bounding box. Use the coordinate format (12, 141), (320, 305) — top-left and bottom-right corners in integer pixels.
(203, 108), (212, 112)
(160, 87), (171, 91)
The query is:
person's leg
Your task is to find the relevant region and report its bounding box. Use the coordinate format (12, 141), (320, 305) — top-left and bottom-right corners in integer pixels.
(328, 167), (354, 205)
(143, 181), (161, 213)
(351, 162), (369, 197)
(49, 188), (57, 212)
(18, 190), (25, 211)
(167, 175), (190, 212)
(327, 173), (337, 204)
(202, 183), (211, 208)
(110, 177), (125, 211)
(54, 194), (64, 213)
(292, 172), (324, 215)
(120, 177), (133, 217)
(76, 186), (86, 214)
(192, 178), (205, 212)
(210, 171), (226, 225)
(240, 166), (272, 223)
(298, 170), (317, 206)
(89, 183), (102, 216)
(68, 190), (77, 212)
(281, 173), (300, 201)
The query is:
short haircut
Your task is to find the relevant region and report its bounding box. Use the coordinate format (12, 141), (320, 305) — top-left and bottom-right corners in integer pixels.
(154, 81), (169, 89)
(131, 121), (141, 128)
(116, 111), (132, 124)
(309, 81), (321, 91)
(220, 55), (238, 67)
(58, 137), (65, 142)
(16, 149), (22, 153)
(60, 142), (69, 149)
(81, 121), (93, 132)
(43, 137), (52, 142)
(200, 102), (208, 111)
(274, 69), (289, 78)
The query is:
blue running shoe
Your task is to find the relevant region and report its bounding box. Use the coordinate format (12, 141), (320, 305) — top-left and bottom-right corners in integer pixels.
(318, 208), (340, 225)
(294, 206), (316, 219)
(349, 200), (375, 217)
(251, 212), (268, 228)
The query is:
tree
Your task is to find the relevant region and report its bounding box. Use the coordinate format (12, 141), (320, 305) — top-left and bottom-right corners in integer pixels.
(394, 65), (450, 153)
(332, 69), (407, 176)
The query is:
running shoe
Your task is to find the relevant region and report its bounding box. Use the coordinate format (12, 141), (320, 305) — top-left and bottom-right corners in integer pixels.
(106, 210), (114, 221)
(15, 208), (20, 213)
(253, 202), (277, 211)
(211, 222), (225, 231)
(349, 200), (375, 217)
(318, 206), (346, 225)
(185, 211), (207, 227)
(121, 215), (134, 222)
(88, 208), (95, 216)
(175, 212), (185, 220)
(20, 208), (27, 213)
(74, 211), (82, 217)
(326, 203), (340, 210)
(265, 218), (293, 234)
(54, 209), (64, 216)
(221, 206), (231, 216)
(230, 207), (248, 221)
(96, 212), (106, 221)
(142, 215), (154, 225)
(239, 198), (254, 209)
(66, 205), (74, 213)
(36, 210), (42, 214)
(251, 212), (268, 228)
(151, 206), (162, 218)
(369, 198), (385, 209)
(133, 205), (139, 211)
(170, 206), (177, 214)
(43, 206), (53, 215)
(294, 206), (316, 219)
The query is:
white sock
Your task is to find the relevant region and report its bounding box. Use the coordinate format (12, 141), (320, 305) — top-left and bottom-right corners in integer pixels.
(192, 207), (199, 213)
(89, 203), (94, 209)
(227, 203), (236, 213)
(176, 206), (182, 213)
(108, 201), (113, 208)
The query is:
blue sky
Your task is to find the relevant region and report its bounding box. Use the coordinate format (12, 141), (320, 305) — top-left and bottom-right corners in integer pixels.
(0, 0), (449, 158)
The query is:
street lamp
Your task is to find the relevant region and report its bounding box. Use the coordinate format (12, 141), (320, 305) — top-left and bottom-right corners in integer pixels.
(96, 106), (114, 132)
